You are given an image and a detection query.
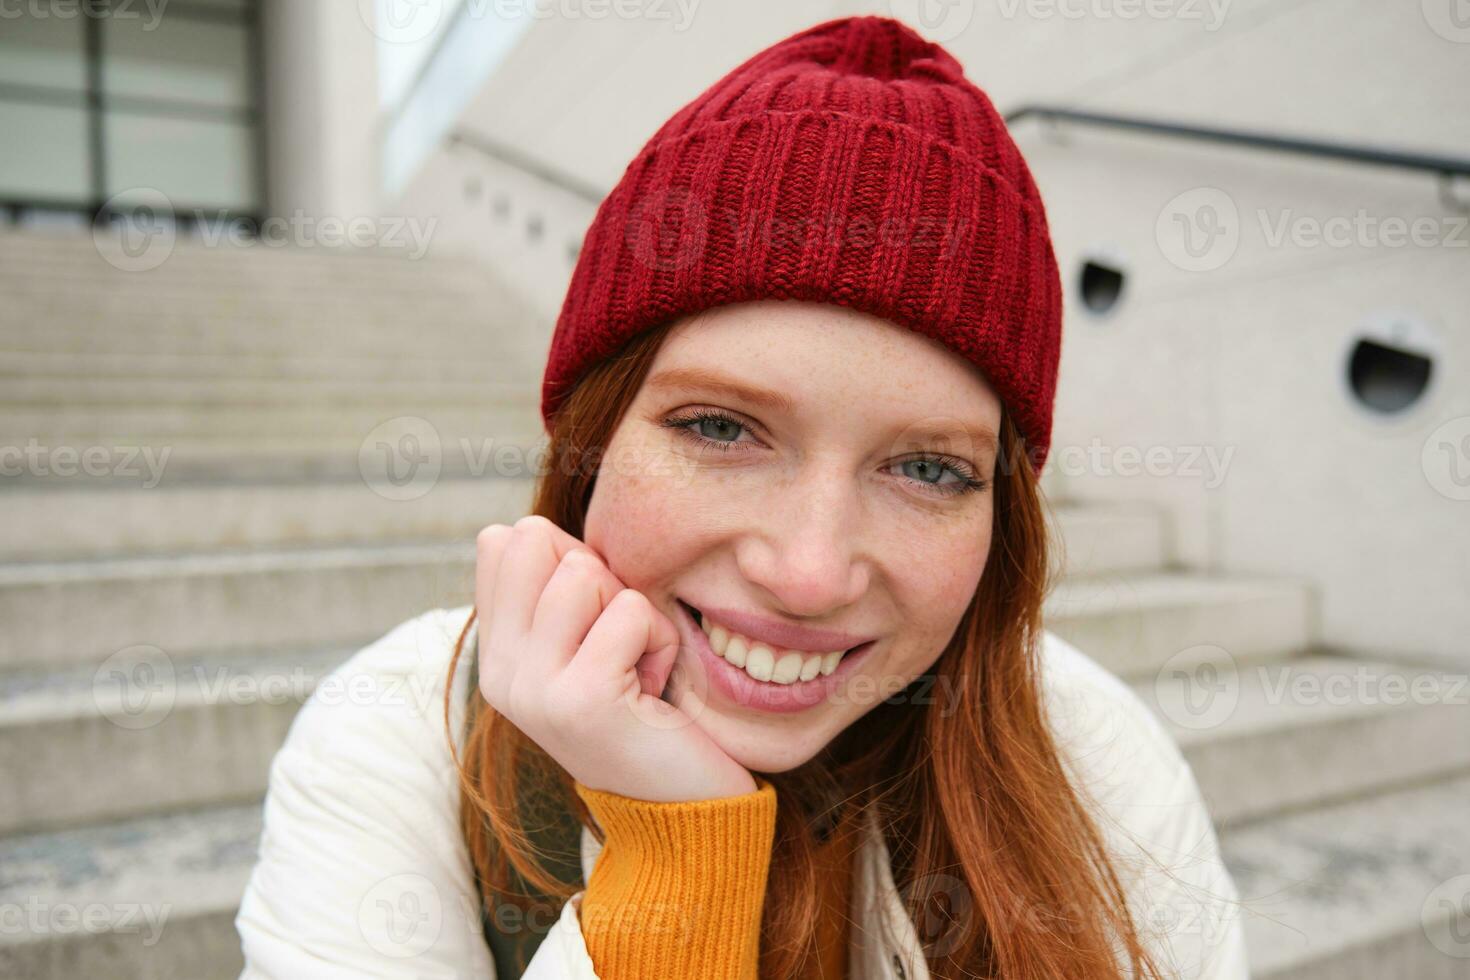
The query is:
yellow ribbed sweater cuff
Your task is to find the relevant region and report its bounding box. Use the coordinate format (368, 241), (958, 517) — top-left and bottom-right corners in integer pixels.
(572, 776), (777, 979)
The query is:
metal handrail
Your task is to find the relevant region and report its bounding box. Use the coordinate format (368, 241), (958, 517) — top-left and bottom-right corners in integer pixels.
(1006, 105), (1470, 208)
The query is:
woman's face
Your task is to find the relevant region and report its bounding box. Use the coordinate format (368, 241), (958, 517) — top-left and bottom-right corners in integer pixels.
(582, 299), (1002, 774)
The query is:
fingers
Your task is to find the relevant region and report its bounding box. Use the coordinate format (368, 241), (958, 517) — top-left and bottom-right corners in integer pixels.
(563, 588), (682, 701)
(532, 548), (624, 672)
(490, 516), (597, 635)
(474, 524), (513, 627)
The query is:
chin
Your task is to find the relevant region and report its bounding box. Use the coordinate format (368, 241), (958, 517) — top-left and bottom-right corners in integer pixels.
(695, 711), (834, 775)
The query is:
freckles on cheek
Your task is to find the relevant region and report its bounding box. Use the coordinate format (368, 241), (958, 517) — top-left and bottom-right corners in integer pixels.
(586, 468), (703, 585)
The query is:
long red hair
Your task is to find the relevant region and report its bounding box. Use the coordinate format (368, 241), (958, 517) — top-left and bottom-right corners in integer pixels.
(444, 317), (1162, 978)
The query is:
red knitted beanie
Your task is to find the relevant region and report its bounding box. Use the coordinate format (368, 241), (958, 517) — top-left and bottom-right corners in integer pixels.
(542, 14), (1062, 473)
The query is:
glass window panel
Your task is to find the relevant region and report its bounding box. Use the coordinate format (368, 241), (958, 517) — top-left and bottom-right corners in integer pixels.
(102, 14), (251, 109)
(0, 100), (91, 203)
(0, 12), (86, 90)
(104, 111), (258, 212)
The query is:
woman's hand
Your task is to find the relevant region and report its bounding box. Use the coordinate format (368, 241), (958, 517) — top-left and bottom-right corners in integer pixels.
(474, 515), (758, 803)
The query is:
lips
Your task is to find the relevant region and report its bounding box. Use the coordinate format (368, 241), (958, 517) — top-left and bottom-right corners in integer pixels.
(674, 599), (877, 714)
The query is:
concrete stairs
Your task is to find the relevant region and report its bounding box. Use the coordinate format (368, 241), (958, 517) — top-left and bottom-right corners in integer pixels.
(1, 228), (1466, 978)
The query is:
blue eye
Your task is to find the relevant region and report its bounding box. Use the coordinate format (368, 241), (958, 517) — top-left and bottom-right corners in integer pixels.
(895, 456), (988, 497)
(664, 409), (749, 450)
(661, 410), (988, 497)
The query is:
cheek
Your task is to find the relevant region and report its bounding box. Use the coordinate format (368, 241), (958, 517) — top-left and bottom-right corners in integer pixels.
(884, 517), (991, 662)
(583, 446), (705, 589)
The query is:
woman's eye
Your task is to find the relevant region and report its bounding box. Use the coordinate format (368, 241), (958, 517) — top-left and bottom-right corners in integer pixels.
(895, 457), (987, 496)
(663, 410), (752, 450)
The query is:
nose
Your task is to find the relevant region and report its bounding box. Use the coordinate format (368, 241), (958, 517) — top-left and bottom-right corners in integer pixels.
(733, 464), (871, 618)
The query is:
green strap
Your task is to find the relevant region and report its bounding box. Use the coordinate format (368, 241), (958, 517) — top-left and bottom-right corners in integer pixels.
(466, 646), (588, 977)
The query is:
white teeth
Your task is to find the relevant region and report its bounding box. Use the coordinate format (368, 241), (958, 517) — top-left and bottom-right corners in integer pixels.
(697, 610), (848, 686)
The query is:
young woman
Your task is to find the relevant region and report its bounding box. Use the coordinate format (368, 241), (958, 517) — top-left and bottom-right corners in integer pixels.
(237, 15), (1248, 979)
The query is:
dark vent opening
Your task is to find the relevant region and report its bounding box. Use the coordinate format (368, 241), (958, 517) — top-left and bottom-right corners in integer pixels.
(1348, 339), (1433, 414)
(1079, 260), (1125, 315)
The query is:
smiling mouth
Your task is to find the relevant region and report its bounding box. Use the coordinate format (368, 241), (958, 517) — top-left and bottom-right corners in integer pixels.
(677, 600), (869, 687)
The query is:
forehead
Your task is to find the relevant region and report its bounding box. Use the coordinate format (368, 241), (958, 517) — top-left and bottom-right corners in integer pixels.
(644, 300), (1002, 452)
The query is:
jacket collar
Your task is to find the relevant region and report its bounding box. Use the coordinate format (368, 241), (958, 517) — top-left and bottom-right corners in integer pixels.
(577, 802), (927, 979)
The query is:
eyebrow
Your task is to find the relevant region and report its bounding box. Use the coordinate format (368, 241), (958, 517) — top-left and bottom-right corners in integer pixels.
(647, 366), (797, 414)
(648, 365), (999, 457)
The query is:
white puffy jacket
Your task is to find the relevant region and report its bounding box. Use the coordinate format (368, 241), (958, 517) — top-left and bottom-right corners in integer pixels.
(235, 606), (1250, 979)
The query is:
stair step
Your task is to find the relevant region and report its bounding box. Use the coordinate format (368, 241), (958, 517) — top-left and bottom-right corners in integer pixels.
(1044, 572), (1316, 678)
(0, 376), (539, 407)
(1224, 773), (1470, 979)
(0, 349), (540, 384)
(2, 403), (541, 443)
(0, 476), (533, 561)
(1048, 500), (1171, 578)
(0, 542), (476, 671)
(1137, 654), (1470, 826)
(0, 802), (259, 980)
(0, 647), (355, 835)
